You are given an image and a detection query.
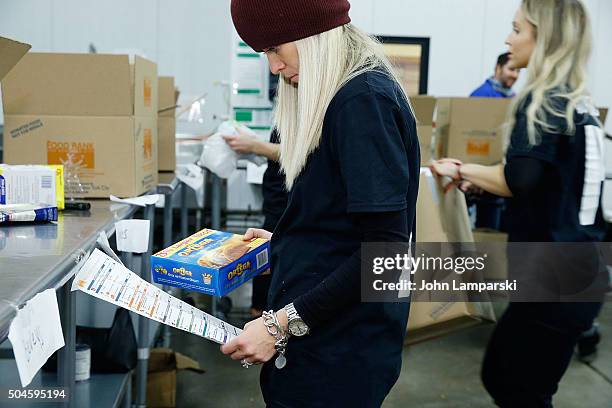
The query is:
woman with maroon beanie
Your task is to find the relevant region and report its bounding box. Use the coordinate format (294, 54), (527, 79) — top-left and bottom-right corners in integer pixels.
(221, 0), (420, 406)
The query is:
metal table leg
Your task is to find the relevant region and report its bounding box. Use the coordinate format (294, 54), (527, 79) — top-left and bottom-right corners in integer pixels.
(122, 371), (132, 408)
(57, 278), (76, 407)
(135, 203), (155, 408)
(211, 174), (222, 317)
(163, 192), (173, 248)
(180, 182), (188, 238)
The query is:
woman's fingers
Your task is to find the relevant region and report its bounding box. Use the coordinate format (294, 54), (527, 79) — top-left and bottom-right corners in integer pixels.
(220, 337), (240, 355)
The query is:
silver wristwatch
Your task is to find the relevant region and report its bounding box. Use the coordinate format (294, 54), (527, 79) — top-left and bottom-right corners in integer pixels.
(284, 303), (310, 337)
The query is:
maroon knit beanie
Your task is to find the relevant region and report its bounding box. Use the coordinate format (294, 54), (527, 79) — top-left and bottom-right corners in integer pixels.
(231, 0), (351, 52)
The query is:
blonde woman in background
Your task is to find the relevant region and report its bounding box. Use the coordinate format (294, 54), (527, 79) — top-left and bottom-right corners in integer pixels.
(431, 0), (606, 406)
(221, 1), (421, 406)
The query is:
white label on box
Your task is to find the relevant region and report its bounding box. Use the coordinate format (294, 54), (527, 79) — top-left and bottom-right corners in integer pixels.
(72, 249), (241, 344)
(8, 289), (65, 387)
(115, 219), (150, 254)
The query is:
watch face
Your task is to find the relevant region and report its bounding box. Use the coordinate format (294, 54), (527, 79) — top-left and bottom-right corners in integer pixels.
(289, 319), (309, 336)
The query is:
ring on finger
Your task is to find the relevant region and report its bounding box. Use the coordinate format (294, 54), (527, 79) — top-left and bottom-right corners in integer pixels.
(241, 359), (253, 369)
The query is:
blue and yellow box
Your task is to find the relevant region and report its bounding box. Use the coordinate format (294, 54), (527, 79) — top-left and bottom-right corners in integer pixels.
(151, 228), (270, 297)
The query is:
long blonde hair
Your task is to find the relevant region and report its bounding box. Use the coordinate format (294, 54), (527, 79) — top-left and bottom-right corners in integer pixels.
(274, 24), (411, 190)
(509, 0), (593, 145)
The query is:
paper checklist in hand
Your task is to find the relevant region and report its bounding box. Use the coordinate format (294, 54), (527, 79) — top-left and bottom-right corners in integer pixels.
(72, 249), (241, 344)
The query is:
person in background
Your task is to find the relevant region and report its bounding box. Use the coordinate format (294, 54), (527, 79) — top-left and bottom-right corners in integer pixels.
(470, 52), (520, 98)
(221, 0), (420, 406)
(469, 52), (520, 231)
(223, 129), (287, 318)
(431, 0), (605, 406)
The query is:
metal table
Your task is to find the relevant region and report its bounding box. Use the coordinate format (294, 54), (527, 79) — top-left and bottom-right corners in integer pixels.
(0, 200), (138, 407)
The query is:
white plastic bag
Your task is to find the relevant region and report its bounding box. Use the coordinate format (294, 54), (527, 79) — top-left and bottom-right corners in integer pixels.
(218, 121), (268, 166)
(200, 133), (237, 179)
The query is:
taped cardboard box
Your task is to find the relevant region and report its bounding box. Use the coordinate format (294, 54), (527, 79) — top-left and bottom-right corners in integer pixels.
(145, 348), (203, 408)
(410, 96), (436, 166)
(434, 97), (511, 165)
(406, 169), (494, 344)
(2, 53), (158, 198)
(158, 77), (179, 172)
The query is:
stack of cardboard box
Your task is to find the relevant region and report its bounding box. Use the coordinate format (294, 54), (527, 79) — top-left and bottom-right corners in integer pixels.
(2, 52), (159, 198)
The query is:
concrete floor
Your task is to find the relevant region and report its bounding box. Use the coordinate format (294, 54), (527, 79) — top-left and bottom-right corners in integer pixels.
(172, 302), (612, 408)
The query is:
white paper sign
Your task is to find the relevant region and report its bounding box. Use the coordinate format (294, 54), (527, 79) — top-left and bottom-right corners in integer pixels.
(177, 164), (204, 191)
(246, 162), (267, 185)
(72, 249), (241, 344)
(115, 219), (150, 254)
(8, 289), (65, 387)
(110, 194), (161, 207)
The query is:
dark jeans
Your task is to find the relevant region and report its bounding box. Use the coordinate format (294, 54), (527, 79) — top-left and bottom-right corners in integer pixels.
(482, 302), (602, 408)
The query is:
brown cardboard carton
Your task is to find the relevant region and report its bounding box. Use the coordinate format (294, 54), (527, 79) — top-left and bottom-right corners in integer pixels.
(472, 229), (508, 281)
(410, 96), (436, 166)
(145, 348), (203, 408)
(434, 97), (511, 165)
(598, 107), (608, 126)
(0, 37), (31, 81)
(158, 76), (179, 171)
(2, 53), (158, 198)
(406, 169), (494, 344)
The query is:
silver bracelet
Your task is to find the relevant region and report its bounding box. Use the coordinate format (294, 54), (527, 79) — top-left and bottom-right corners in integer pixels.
(262, 310), (288, 369)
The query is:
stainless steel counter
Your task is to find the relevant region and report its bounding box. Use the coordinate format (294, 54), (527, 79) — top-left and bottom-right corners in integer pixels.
(0, 200), (137, 341)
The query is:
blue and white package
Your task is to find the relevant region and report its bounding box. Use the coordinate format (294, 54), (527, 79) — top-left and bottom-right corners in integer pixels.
(151, 228), (270, 297)
(0, 204), (58, 224)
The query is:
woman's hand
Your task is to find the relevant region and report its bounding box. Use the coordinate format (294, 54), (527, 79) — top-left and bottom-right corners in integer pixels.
(429, 158), (462, 180)
(220, 310), (288, 365)
(220, 317), (277, 364)
(222, 128), (259, 154)
(243, 228), (273, 241)
(430, 158), (463, 193)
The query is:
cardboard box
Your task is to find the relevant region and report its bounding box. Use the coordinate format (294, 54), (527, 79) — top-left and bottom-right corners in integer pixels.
(472, 228), (508, 281)
(410, 96), (436, 166)
(151, 228), (270, 297)
(0, 36), (30, 81)
(2, 53), (158, 198)
(0, 164), (65, 209)
(158, 77), (179, 172)
(405, 169), (495, 344)
(434, 97), (511, 165)
(146, 348), (203, 408)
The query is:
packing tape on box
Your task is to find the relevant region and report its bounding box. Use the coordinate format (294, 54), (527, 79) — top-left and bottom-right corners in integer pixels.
(71, 249), (242, 345)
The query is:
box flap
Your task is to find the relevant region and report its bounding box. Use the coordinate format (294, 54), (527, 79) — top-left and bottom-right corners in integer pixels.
(598, 107), (608, 126)
(175, 351), (204, 372)
(0, 36), (31, 82)
(2, 53), (132, 116)
(158, 76), (177, 117)
(410, 96), (436, 125)
(133, 55), (158, 117)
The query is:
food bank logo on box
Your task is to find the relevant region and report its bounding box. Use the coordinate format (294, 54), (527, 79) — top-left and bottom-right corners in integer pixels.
(47, 141), (95, 169)
(144, 129), (152, 160)
(466, 139), (490, 156)
(144, 77), (152, 107)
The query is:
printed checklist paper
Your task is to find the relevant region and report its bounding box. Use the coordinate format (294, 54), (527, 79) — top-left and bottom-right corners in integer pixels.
(72, 249), (241, 344)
